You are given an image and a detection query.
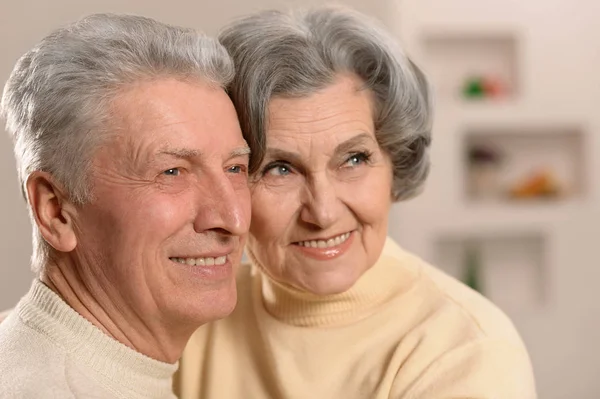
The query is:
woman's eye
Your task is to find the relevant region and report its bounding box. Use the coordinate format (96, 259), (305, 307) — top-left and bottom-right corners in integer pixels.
(264, 163), (291, 177)
(163, 168), (180, 176)
(344, 152), (371, 167)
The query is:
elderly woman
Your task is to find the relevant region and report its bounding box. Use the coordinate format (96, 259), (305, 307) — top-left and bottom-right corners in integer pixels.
(177, 6), (537, 399)
(0, 13), (250, 398)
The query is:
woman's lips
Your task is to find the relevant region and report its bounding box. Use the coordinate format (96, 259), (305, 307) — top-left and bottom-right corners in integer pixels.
(292, 231), (354, 260)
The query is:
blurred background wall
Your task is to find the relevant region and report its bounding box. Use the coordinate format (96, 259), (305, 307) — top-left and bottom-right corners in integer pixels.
(390, 2), (600, 399)
(1, 0), (598, 398)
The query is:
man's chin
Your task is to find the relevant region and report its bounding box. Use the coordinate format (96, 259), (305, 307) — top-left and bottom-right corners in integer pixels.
(185, 288), (238, 325)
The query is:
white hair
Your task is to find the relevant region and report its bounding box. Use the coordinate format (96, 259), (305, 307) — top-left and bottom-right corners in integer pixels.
(1, 13), (234, 273)
(220, 6), (433, 200)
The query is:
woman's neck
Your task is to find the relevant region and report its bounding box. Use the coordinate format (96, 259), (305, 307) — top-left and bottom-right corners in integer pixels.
(249, 238), (419, 327)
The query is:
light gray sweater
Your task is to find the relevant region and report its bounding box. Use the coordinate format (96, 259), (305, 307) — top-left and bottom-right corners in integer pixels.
(0, 280), (177, 398)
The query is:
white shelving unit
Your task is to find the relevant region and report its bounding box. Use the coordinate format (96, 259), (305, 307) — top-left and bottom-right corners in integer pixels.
(463, 125), (586, 202)
(435, 231), (547, 312)
(422, 31), (519, 101)
(390, 1), (600, 398)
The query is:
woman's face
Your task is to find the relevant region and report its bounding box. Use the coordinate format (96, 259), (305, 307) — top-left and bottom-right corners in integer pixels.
(247, 74), (394, 295)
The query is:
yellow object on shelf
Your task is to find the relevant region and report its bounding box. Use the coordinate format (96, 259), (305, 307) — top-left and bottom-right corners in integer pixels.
(508, 169), (562, 199)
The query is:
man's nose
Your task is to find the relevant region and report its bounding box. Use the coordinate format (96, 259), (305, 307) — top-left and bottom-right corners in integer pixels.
(193, 172), (250, 237)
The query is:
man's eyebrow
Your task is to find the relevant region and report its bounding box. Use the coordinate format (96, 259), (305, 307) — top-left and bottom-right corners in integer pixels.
(156, 146), (251, 162)
(334, 133), (377, 155)
(157, 148), (201, 159)
(229, 146), (251, 158)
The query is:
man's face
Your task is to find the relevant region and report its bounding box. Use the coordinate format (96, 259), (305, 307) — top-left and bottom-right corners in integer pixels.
(71, 78), (251, 327)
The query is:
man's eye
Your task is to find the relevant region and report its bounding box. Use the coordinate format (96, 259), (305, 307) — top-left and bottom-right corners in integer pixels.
(228, 165), (247, 174)
(163, 168), (180, 176)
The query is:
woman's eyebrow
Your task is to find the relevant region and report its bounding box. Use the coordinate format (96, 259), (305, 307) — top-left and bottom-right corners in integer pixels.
(263, 147), (303, 164)
(261, 133), (376, 168)
(334, 133), (377, 156)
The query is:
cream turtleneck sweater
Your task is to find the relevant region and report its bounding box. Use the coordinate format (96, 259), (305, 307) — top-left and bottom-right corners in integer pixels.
(177, 237), (536, 398)
(0, 279), (178, 398)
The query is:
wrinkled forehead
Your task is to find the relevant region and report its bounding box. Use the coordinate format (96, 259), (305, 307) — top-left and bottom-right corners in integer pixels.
(107, 79), (234, 133)
(265, 77), (377, 157)
(96, 78), (245, 161)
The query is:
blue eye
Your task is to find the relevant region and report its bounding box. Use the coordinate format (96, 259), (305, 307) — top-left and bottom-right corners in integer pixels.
(344, 152), (371, 167)
(228, 165), (247, 174)
(268, 165), (290, 176)
(163, 168), (180, 176)
(263, 162), (291, 177)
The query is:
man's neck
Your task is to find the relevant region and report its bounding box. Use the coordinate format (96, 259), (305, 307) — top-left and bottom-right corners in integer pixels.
(40, 259), (191, 364)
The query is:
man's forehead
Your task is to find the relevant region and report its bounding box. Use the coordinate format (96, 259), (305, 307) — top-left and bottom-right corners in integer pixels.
(155, 145), (250, 158)
(103, 79), (245, 163)
(109, 79), (227, 130)
(108, 116), (240, 156)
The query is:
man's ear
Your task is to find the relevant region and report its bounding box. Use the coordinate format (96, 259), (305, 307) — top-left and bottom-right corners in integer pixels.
(26, 171), (78, 253)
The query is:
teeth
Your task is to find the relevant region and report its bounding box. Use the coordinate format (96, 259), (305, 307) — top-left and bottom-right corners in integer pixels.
(169, 255), (227, 266)
(299, 232), (351, 249)
(215, 256), (226, 265)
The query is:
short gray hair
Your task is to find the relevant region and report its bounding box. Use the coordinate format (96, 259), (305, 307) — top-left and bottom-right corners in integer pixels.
(219, 6), (432, 201)
(1, 13), (234, 272)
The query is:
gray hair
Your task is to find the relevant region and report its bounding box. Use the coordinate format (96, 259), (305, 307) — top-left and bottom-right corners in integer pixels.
(219, 6), (433, 201)
(1, 13), (234, 272)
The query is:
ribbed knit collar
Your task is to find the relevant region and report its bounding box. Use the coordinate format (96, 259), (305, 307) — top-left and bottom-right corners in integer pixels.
(15, 280), (177, 398)
(251, 237), (419, 327)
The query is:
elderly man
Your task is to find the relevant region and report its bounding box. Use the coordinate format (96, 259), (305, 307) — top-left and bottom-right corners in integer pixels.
(0, 13), (250, 398)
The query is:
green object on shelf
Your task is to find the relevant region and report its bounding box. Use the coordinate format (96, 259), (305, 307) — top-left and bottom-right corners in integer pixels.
(463, 77), (485, 98)
(463, 244), (483, 293)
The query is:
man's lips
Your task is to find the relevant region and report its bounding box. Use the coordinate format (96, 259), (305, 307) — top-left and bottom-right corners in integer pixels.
(169, 254), (229, 266)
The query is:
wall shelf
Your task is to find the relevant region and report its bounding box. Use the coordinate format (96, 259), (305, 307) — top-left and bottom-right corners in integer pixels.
(463, 125), (586, 203)
(435, 231), (547, 312)
(422, 32), (519, 102)
(397, 4), (600, 397)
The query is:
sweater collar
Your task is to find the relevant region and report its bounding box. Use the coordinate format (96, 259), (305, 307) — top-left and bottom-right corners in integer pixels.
(16, 279), (177, 398)
(251, 237), (419, 327)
